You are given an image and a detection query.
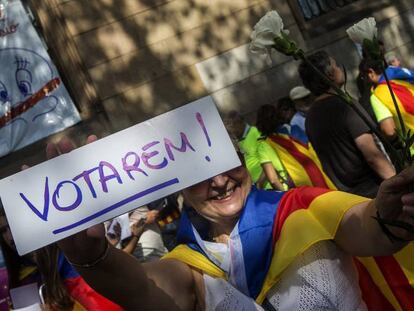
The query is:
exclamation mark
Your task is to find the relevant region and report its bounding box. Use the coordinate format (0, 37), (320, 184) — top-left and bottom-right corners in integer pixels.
(196, 112), (211, 162)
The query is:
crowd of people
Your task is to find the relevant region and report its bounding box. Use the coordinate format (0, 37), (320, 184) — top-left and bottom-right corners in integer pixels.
(1, 37), (414, 311)
(229, 49), (414, 201)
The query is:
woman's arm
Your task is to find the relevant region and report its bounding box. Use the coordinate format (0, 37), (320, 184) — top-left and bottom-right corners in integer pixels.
(335, 166), (414, 256)
(59, 226), (197, 311)
(261, 162), (285, 191)
(49, 136), (198, 311)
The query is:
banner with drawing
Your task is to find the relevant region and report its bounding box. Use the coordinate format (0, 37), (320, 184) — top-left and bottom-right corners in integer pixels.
(0, 96), (241, 255)
(0, 0), (80, 157)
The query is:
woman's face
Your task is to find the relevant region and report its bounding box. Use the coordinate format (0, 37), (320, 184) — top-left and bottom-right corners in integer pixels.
(182, 166), (252, 227)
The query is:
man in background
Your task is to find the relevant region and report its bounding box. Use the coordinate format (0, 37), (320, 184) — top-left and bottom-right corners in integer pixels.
(299, 51), (395, 198)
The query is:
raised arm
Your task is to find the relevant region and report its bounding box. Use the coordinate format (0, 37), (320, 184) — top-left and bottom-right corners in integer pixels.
(335, 165), (414, 257)
(49, 136), (199, 311)
(58, 224), (197, 311)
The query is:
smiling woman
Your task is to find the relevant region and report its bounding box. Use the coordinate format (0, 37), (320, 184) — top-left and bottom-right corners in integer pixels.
(51, 133), (414, 310)
(182, 166), (251, 230)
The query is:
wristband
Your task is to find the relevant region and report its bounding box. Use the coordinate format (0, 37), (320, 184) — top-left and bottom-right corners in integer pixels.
(66, 241), (110, 269)
(373, 210), (414, 243)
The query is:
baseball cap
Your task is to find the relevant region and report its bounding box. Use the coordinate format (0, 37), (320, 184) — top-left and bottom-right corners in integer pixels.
(384, 52), (398, 65)
(289, 86), (311, 100)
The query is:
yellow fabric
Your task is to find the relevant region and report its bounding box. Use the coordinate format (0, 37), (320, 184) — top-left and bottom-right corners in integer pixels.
(164, 191), (367, 305)
(356, 242), (414, 311)
(395, 242), (414, 287)
(370, 93), (393, 123)
(162, 244), (226, 279)
(356, 256), (402, 310)
(266, 138), (337, 190)
(256, 191), (368, 303)
(19, 265), (37, 282)
(374, 80), (414, 131)
(72, 300), (87, 311)
(257, 140), (289, 190)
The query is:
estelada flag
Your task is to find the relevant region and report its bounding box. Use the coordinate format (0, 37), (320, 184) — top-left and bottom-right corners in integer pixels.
(355, 244), (414, 310)
(266, 133), (336, 190)
(374, 66), (414, 133)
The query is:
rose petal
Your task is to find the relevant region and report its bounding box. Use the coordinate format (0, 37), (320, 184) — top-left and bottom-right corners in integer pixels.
(250, 10), (285, 54)
(346, 17), (378, 44)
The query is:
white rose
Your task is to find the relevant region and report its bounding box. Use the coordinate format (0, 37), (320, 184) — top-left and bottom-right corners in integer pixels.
(250, 11), (285, 55)
(346, 17), (378, 44)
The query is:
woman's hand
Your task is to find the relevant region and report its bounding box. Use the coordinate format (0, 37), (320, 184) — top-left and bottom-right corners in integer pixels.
(375, 164), (414, 241)
(47, 135), (108, 265)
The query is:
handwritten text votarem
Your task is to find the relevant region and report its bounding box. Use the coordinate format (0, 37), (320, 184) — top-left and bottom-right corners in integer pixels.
(19, 112), (212, 235)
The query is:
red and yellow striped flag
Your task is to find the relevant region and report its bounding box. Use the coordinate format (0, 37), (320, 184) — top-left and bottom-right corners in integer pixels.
(267, 134), (336, 189)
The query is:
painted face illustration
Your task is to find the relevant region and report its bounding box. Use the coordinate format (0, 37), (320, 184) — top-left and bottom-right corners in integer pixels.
(0, 47), (77, 156)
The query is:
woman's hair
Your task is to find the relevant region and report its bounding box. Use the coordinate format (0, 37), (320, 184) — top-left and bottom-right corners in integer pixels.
(0, 207), (73, 310)
(34, 244), (74, 310)
(256, 104), (278, 136)
(359, 58), (383, 77)
(298, 50), (333, 96)
(223, 110), (246, 140)
(275, 97), (296, 124)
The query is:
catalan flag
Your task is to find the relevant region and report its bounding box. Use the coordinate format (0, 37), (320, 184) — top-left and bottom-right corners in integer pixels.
(164, 187), (414, 309)
(266, 133), (336, 189)
(48, 254), (123, 310)
(355, 244), (414, 311)
(374, 66), (414, 133)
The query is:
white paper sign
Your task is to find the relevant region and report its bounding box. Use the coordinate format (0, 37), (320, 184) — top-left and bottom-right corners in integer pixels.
(0, 96), (240, 255)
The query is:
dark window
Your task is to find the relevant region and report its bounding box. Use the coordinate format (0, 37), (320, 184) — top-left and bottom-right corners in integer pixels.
(296, 0), (360, 21)
(288, 0), (393, 38)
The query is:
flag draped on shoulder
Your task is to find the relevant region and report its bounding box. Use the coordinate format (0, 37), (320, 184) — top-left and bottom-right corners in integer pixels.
(164, 187), (414, 309)
(163, 187), (368, 304)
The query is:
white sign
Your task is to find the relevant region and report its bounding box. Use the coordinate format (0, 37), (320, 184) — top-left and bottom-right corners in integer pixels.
(0, 0), (80, 157)
(0, 96), (241, 255)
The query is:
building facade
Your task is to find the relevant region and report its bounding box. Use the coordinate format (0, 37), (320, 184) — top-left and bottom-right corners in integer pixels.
(1, 0), (413, 177)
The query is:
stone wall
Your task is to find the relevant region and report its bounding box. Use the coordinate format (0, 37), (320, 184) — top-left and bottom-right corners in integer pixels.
(1, 0), (413, 178)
